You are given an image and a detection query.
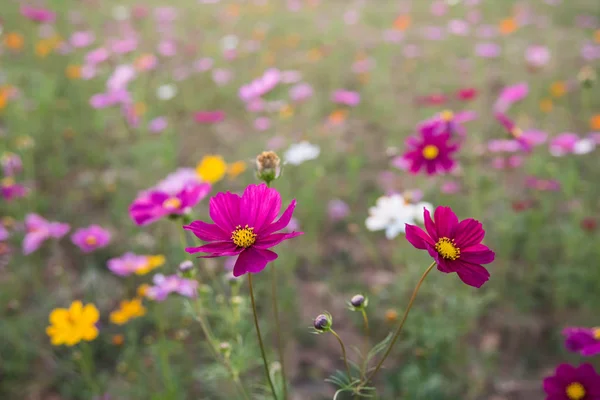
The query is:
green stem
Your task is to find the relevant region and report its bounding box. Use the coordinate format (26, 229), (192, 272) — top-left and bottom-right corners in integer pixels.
(79, 342), (100, 396)
(248, 274), (279, 400)
(330, 329), (352, 382)
(360, 309), (370, 378)
(270, 262), (288, 399)
(156, 304), (177, 398)
(362, 262), (436, 386)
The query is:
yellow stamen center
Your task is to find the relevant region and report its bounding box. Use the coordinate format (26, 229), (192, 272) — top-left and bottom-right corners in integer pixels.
(422, 145), (440, 160)
(440, 110), (454, 121)
(162, 197), (182, 210)
(593, 328), (600, 340)
(2, 177), (14, 187)
(231, 225), (257, 248)
(566, 382), (586, 400)
(435, 237), (460, 260)
(511, 127), (523, 138)
(85, 235), (97, 246)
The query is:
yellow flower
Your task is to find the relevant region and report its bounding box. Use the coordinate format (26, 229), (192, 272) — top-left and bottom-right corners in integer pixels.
(135, 255), (165, 276)
(227, 161), (247, 179)
(499, 18), (518, 35)
(196, 155), (227, 183)
(550, 81), (567, 98)
(591, 114), (600, 130)
(66, 65), (82, 79)
(109, 298), (146, 325)
(46, 301), (100, 346)
(595, 29), (600, 44)
(539, 98), (553, 113)
(279, 104), (294, 119)
(4, 32), (24, 51)
(35, 40), (53, 58)
(137, 284), (150, 298)
(0, 93), (6, 111)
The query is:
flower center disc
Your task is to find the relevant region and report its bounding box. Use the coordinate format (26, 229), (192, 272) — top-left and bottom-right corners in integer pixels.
(85, 235), (97, 246)
(511, 127), (523, 138)
(422, 145), (439, 160)
(566, 382), (586, 400)
(435, 237), (460, 260)
(231, 225), (257, 248)
(593, 328), (600, 340)
(162, 197), (182, 210)
(440, 110), (454, 121)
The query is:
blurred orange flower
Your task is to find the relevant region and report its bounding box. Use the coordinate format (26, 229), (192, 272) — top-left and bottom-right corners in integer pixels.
(134, 102), (147, 116)
(595, 30), (600, 44)
(393, 15), (411, 31)
(66, 65), (82, 79)
(550, 81), (567, 98)
(4, 33), (24, 51)
(499, 18), (518, 35)
(0, 93), (6, 111)
(329, 109), (348, 125)
(591, 114), (600, 130)
(539, 99), (553, 113)
(112, 334), (125, 346)
(35, 40), (52, 58)
(227, 161), (247, 179)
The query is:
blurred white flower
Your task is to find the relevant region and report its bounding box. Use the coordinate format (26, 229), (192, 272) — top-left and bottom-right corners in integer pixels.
(221, 34), (239, 50)
(284, 141), (320, 165)
(156, 84), (177, 100)
(365, 195), (433, 239)
(573, 138), (595, 155)
(112, 5), (130, 21)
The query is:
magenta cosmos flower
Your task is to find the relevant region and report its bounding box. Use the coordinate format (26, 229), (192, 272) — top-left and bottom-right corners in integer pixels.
(21, 5), (56, 23)
(1, 177), (27, 201)
(563, 327), (600, 356)
(184, 184), (303, 277)
(543, 363), (600, 400)
(405, 206), (495, 288)
(71, 225), (111, 253)
(402, 121), (459, 175)
(129, 182), (211, 226)
(107, 252), (149, 276)
(22, 214), (70, 255)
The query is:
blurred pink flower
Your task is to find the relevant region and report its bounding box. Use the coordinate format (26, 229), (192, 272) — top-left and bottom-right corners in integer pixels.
(158, 39), (177, 57)
(194, 110), (225, 124)
(71, 225), (111, 253)
(21, 5), (56, 23)
(239, 69), (281, 101)
(194, 57), (214, 72)
(212, 68), (232, 86)
(403, 44), (422, 58)
(494, 82), (528, 113)
(267, 136), (285, 150)
(107, 65), (136, 90)
(344, 9), (359, 25)
(328, 199), (350, 221)
(246, 98), (266, 112)
(466, 10), (481, 24)
(488, 139), (521, 153)
(70, 31), (95, 48)
(475, 42), (501, 58)
(149, 117), (168, 133)
(476, 25), (498, 38)
(86, 48), (110, 65)
(154, 7), (178, 24)
(440, 181), (461, 194)
(382, 29), (403, 43)
(110, 37), (138, 54)
(254, 117), (271, 131)
(22, 214), (70, 255)
(422, 26), (446, 41)
(526, 177), (560, 192)
(289, 83), (313, 102)
(331, 89), (360, 107)
(581, 42), (600, 61)
(448, 19), (470, 36)
(89, 89), (131, 109)
(430, 1), (448, 17)
(525, 45), (550, 68)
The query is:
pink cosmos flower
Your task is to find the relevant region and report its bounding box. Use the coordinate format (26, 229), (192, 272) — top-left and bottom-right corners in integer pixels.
(1, 178), (27, 201)
(153, 168), (202, 195)
(90, 89), (131, 109)
(110, 37), (138, 54)
(148, 117), (168, 133)
(21, 6), (56, 23)
(184, 184), (303, 277)
(146, 273), (197, 301)
(289, 83), (314, 102)
(543, 364), (600, 400)
(1, 153), (22, 176)
(494, 82), (529, 113)
(129, 182), (211, 226)
(70, 31), (95, 48)
(475, 42), (501, 58)
(402, 121), (459, 175)
(254, 117), (271, 131)
(331, 89), (360, 107)
(194, 110), (225, 124)
(525, 177), (561, 191)
(71, 225), (111, 253)
(328, 199), (350, 221)
(405, 206), (495, 288)
(419, 110), (477, 138)
(107, 65), (136, 91)
(525, 45), (550, 69)
(0, 225), (8, 242)
(494, 112), (539, 152)
(563, 327), (600, 356)
(86, 48), (110, 65)
(238, 69), (281, 101)
(22, 214), (70, 255)
(107, 252), (149, 276)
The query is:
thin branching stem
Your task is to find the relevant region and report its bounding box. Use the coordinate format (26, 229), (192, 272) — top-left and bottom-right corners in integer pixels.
(362, 261), (436, 385)
(270, 263), (288, 399)
(248, 274), (279, 400)
(330, 329), (353, 382)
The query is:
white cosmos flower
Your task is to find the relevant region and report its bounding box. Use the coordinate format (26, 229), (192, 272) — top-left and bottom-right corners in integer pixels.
(283, 141), (320, 165)
(112, 5), (130, 21)
(365, 194), (433, 239)
(573, 138), (595, 155)
(156, 84), (177, 100)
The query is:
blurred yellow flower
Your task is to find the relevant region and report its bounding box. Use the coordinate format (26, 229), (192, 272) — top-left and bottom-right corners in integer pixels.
(137, 284), (150, 298)
(46, 301), (100, 346)
(4, 32), (24, 51)
(112, 334), (125, 346)
(66, 65), (82, 79)
(227, 161), (247, 179)
(134, 102), (147, 116)
(595, 30), (600, 44)
(550, 81), (567, 98)
(0, 93), (6, 111)
(393, 15), (411, 31)
(135, 255), (165, 276)
(279, 105), (294, 119)
(539, 99), (553, 113)
(591, 114), (600, 130)
(499, 18), (518, 35)
(109, 298), (146, 325)
(35, 40), (52, 58)
(385, 309), (398, 323)
(307, 48), (323, 62)
(196, 155), (227, 183)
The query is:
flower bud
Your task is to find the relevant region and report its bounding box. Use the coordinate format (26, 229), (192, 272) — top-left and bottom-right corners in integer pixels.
(230, 295), (243, 306)
(348, 294), (368, 310)
(219, 342), (232, 358)
(313, 312), (332, 333)
(255, 151), (281, 184)
(578, 65), (596, 89)
(178, 260), (194, 278)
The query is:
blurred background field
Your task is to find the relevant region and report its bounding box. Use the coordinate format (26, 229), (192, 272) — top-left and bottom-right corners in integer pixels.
(1, 0), (600, 399)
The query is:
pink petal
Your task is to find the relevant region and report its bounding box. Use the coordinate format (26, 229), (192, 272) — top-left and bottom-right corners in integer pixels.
(185, 240), (237, 255)
(422, 208), (438, 241)
(23, 232), (47, 255)
(239, 184), (281, 231)
(460, 243), (495, 264)
(453, 218), (485, 248)
(433, 206), (459, 238)
(436, 258), (456, 273)
(254, 232), (303, 249)
(233, 247), (278, 277)
(405, 224), (435, 250)
(209, 191), (241, 232)
(454, 261), (490, 288)
(260, 200), (297, 236)
(184, 221), (229, 241)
